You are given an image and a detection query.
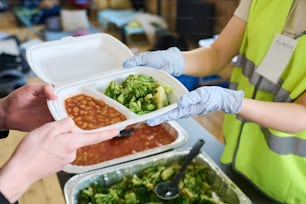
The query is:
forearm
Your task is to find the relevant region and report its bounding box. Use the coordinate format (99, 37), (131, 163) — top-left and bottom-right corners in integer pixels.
(238, 98), (306, 133)
(182, 47), (226, 77)
(182, 16), (246, 77)
(0, 160), (33, 203)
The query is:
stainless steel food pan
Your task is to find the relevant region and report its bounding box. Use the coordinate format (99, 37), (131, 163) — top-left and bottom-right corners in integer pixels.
(64, 148), (251, 204)
(64, 121), (188, 174)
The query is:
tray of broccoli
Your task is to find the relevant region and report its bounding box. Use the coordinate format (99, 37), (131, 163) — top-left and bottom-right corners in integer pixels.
(64, 149), (251, 204)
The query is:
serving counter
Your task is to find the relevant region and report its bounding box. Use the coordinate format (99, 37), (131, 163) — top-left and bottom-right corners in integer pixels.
(57, 117), (276, 204)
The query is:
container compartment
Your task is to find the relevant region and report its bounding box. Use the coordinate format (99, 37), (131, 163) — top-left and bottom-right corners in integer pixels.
(47, 81), (135, 132)
(47, 67), (188, 132)
(64, 149), (251, 204)
(94, 67), (186, 106)
(65, 93), (129, 131)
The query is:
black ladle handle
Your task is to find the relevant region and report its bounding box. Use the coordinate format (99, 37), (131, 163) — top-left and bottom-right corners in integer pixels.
(171, 139), (205, 187)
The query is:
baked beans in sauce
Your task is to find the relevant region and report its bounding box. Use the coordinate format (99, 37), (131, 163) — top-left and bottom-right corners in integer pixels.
(65, 94), (127, 130)
(72, 123), (178, 166)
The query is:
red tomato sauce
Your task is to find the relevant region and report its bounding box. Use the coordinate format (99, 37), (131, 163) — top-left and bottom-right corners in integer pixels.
(72, 124), (178, 166)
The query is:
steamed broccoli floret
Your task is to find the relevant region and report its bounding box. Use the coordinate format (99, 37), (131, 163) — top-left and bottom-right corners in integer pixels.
(117, 92), (126, 104)
(156, 81), (172, 94)
(78, 187), (94, 204)
(124, 192), (139, 204)
(160, 166), (176, 180)
(129, 100), (142, 114)
(132, 174), (144, 186)
(144, 93), (153, 101)
(105, 80), (122, 98)
(94, 189), (119, 204)
(77, 183), (108, 204)
(153, 86), (169, 109)
(144, 103), (156, 111)
(132, 168), (160, 190)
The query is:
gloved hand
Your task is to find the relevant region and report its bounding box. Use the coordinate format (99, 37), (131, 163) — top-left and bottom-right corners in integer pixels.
(123, 47), (185, 76)
(147, 86), (244, 126)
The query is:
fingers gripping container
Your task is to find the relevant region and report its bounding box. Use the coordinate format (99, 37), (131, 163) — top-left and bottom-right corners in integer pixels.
(26, 33), (188, 132)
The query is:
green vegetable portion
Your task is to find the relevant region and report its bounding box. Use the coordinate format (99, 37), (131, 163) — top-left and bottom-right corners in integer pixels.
(104, 74), (172, 115)
(77, 162), (226, 204)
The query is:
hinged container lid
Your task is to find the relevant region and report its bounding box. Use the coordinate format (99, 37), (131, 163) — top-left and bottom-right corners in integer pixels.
(26, 33), (133, 85)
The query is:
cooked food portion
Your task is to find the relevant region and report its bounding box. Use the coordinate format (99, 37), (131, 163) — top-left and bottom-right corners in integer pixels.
(77, 161), (225, 204)
(65, 94), (126, 130)
(104, 74), (172, 115)
(72, 123), (177, 165)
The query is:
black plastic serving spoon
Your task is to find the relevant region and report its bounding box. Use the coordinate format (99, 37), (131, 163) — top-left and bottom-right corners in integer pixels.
(154, 139), (205, 200)
(116, 123), (145, 138)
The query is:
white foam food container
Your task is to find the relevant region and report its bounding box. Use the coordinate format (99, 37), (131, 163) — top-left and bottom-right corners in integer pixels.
(26, 33), (188, 132)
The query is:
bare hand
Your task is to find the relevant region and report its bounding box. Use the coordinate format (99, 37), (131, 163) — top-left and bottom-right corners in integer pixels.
(0, 117), (119, 202)
(0, 83), (57, 131)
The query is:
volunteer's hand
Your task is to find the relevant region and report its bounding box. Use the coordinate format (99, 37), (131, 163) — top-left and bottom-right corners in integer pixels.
(0, 83), (57, 131)
(147, 86), (244, 126)
(0, 117), (119, 203)
(123, 47), (185, 76)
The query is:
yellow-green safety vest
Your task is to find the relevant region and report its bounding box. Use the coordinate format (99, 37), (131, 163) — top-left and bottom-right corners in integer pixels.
(221, 0), (306, 203)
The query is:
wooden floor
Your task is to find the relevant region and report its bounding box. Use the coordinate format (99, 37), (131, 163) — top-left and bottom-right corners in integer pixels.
(0, 12), (224, 203)
(0, 131), (66, 204)
(193, 113), (224, 144)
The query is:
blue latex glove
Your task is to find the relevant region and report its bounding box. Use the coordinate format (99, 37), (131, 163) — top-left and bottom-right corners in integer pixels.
(147, 86), (244, 126)
(123, 47), (185, 76)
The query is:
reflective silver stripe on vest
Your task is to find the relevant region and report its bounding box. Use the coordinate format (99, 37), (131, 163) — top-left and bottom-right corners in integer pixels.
(229, 81), (238, 90)
(234, 54), (292, 102)
(233, 55), (303, 156)
(262, 127), (306, 157)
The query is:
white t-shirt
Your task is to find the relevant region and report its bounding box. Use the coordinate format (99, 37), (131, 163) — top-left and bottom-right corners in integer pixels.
(233, 0), (306, 38)
(234, 0), (252, 21)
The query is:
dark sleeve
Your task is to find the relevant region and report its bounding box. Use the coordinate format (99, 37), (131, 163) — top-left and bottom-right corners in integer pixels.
(0, 130), (9, 139)
(0, 192), (18, 204)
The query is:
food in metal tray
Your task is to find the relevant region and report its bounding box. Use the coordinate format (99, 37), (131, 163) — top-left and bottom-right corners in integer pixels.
(72, 123), (178, 166)
(65, 94), (127, 130)
(64, 150), (251, 204)
(104, 74), (172, 115)
(77, 160), (226, 204)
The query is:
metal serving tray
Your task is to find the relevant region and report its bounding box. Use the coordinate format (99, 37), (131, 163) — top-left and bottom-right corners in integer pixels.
(63, 121), (188, 174)
(64, 148), (251, 204)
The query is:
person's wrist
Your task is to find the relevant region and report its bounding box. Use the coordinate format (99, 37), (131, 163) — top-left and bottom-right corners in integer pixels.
(0, 159), (34, 203)
(166, 47), (185, 76)
(224, 89), (244, 114)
